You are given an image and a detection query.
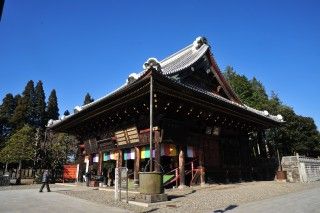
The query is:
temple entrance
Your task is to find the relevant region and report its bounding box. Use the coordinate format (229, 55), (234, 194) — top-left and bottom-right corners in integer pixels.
(101, 160), (116, 186)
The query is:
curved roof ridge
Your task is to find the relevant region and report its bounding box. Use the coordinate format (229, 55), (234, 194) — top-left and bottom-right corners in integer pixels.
(161, 44), (209, 75)
(160, 43), (194, 65)
(172, 80), (283, 123)
(81, 82), (128, 110)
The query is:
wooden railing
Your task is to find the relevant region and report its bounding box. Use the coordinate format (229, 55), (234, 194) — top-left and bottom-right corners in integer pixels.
(163, 157), (201, 187)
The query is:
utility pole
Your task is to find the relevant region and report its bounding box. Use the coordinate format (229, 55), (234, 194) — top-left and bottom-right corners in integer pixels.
(149, 75), (153, 172)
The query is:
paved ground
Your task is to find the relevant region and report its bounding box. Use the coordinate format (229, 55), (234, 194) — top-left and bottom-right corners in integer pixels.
(0, 187), (130, 213)
(2, 182), (320, 213)
(57, 181), (320, 212)
(216, 187), (320, 213)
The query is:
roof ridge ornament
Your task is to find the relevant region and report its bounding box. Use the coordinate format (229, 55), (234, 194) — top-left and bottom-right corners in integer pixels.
(277, 114), (283, 121)
(193, 36), (208, 50)
(47, 119), (54, 126)
(74, 105), (82, 113)
(143, 57), (162, 71)
(127, 72), (140, 84)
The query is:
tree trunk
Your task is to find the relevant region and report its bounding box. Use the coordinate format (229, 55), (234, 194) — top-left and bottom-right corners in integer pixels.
(16, 160), (22, 185)
(5, 162), (8, 173)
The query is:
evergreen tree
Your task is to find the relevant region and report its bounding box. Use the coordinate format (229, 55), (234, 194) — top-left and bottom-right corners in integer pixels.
(11, 80), (35, 128)
(34, 81), (46, 128)
(250, 77), (269, 110)
(224, 66), (320, 157)
(45, 132), (78, 175)
(46, 89), (59, 121)
(0, 125), (35, 184)
(83, 93), (94, 105)
(63, 110), (70, 116)
(0, 93), (17, 148)
(224, 66), (254, 106)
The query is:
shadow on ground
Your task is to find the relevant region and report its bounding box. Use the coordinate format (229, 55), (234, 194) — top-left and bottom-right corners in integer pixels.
(213, 204), (238, 212)
(142, 208), (159, 213)
(167, 189), (196, 200)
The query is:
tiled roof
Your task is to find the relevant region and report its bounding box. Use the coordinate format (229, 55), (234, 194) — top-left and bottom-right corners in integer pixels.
(160, 44), (209, 75)
(47, 37), (283, 128)
(171, 80), (283, 123)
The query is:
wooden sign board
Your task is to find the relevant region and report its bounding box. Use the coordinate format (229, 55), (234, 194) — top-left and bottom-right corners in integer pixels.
(115, 126), (139, 146)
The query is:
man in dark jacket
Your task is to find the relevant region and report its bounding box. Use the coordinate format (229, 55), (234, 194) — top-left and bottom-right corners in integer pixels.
(39, 170), (51, 192)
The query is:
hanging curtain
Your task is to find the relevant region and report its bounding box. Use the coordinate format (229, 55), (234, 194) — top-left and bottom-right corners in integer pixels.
(103, 152), (110, 161)
(123, 148), (135, 160)
(93, 153), (99, 162)
(103, 151), (117, 161)
(141, 146), (155, 159)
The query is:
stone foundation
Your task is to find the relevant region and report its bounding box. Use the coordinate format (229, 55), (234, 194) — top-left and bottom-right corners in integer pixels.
(135, 193), (168, 203)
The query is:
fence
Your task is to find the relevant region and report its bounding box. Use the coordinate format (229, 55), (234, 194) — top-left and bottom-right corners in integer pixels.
(0, 169), (34, 179)
(281, 155), (320, 182)
(0, 175), (10, 186)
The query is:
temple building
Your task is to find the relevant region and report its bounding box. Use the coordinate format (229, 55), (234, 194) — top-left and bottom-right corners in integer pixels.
(48, 37), (283, 187)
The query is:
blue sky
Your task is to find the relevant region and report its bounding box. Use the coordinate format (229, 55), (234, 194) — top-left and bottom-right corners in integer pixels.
(1, 0), (319, 128)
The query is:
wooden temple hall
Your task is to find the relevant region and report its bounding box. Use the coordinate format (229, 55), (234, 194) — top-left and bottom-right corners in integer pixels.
(48, 37), (283, 187)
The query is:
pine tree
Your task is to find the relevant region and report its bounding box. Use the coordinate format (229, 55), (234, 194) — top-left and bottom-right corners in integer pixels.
(224, 66), (253, 106)
(24, 80), (36, 125)
(63, 110), (70, 116)
(0, 93), (17, 148)
(11, 80), (35, 128)
(34, 81), (46, 128)
(249, 77), (269, 110)
(46, 89), (59, 121)
(83, 93), (94, 105)
(14, 94), (21, 106)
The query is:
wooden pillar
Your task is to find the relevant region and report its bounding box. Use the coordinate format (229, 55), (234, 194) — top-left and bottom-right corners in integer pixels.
(134, 147), (140, 186)
(117, 150), (123, 168)
(98, 151), (103, 175)
(77, 150), (84, 182)
(257, 131), (267, 158)
(263, 131), (270, 158)
(178, 147), (186, 189)
(199, 146), (206, 186)
(154, 130), (161, 172)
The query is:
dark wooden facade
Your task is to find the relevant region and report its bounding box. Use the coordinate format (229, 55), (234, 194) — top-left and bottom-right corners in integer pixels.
(48, 37), (281, 186)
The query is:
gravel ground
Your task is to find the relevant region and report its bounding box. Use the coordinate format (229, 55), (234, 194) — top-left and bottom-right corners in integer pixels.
(55, 181), (320, 213)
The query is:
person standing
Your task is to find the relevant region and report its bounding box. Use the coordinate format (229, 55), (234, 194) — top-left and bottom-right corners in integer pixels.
(85, 170), (91, 187)
(39, 169), (51, 192)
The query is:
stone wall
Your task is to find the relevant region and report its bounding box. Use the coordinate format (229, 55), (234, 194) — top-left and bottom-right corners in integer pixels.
(281, 156), (300, 182)
(299, 157), (320, 182)
(281, 155), (320, 182)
